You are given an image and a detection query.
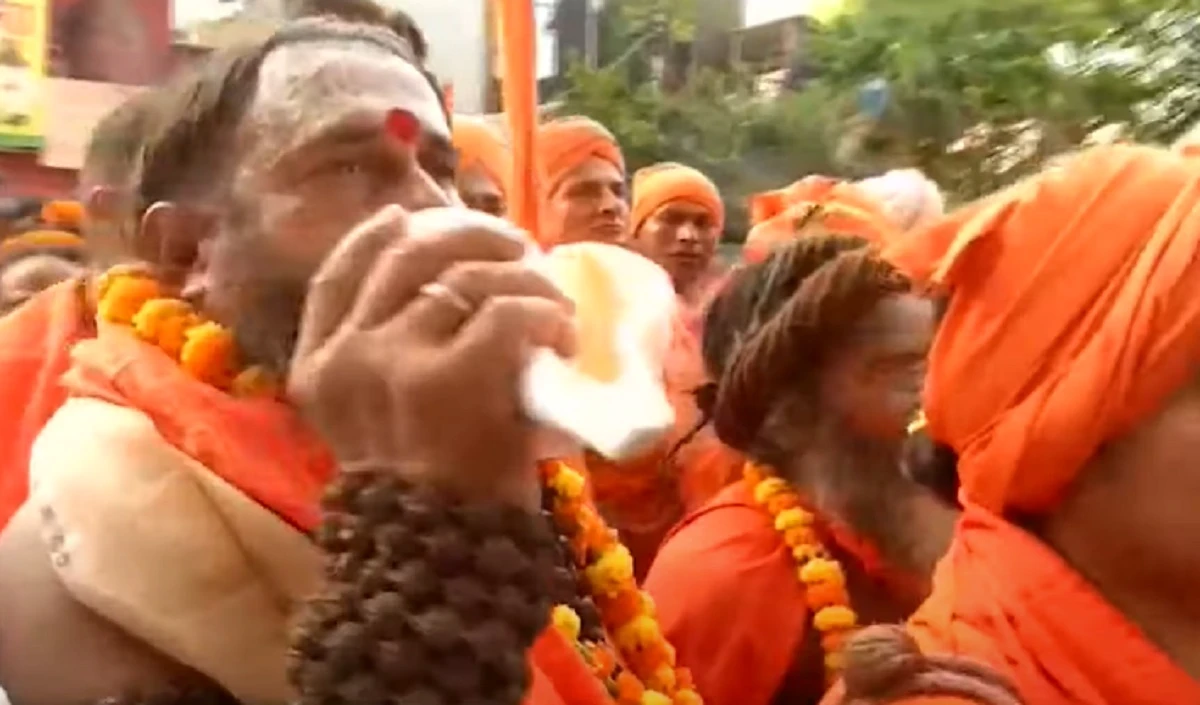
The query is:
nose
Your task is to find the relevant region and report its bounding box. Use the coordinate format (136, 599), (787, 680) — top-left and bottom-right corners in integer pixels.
(598, 187), (623, 215)
(676, 223), (699, 243)
(403, 168), (455, 212)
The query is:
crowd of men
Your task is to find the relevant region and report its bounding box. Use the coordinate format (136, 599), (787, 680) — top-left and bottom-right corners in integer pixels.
(0, 1), (1198, 705)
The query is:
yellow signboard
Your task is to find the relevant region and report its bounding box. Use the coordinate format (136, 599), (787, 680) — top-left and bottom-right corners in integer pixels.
(0, 0), (47, 152)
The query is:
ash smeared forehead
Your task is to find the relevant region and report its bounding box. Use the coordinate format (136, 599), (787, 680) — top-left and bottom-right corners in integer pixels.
(245, 40), (449, 161)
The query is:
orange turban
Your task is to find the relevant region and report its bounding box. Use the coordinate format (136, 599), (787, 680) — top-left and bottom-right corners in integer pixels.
(885, 145), (1200, 515)
(538, 116), (625, 197)
(630, 162), (724, 235)
(742, 176), (896, 262)
(452, 115), (512, 198)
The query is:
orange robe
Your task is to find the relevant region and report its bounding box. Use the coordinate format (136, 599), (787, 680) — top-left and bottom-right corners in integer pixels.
(821, 145), (1200, 704)
(0, 280), (89, 531)
(453, 115), (513, 198)
(586, 312), (742, 576)
(56, 326), (612, 705)
(644, 482), (808, 705)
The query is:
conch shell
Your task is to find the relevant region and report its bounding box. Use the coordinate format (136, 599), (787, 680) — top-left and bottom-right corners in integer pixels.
(525, 241), (677, 460)
(403, 208), (677, 461)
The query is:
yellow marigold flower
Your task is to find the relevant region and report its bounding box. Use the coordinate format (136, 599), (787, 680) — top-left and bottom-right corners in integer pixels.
(673, 689), (703, 705)
(614, 614), (662, 652)
(813, 605), (857, 632)
(97, 275), (162, 326)
(824, 650), (846, 673)
(752, 477), (788, 505)
(585, 544), (635, 597)
(231, 366), (280, 398)
(551, 604), (582, 642)
(773, 507), (813, 532)
(639, 591), (657, 618)
(640, 690), (673, 705)
(782, 526), (817, 549)
(132, 298), (197, 359)
(799, 557), (844, 587)
(549, 465), (587, 500)
(180, 321), (236, 389)
(792, 543), (825, 565)
(647, 664), (676, 691)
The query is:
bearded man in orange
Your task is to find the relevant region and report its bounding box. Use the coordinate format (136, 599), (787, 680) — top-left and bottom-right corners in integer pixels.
(536, 116), (628, 248)
(453, 114), (512, 217)
(823, 144), (1200, 705)
(0, 18), (703, 705)
(645, 230), (959, 705)
(743, 176), (897, 263)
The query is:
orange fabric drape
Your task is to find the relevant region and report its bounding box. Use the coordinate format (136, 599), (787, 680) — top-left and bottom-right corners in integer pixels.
(630, 162), (724, 236)
(644, 482), (809, 705)
(0, 280), (89, 532)
(743, 176), (896, 263)
(853, 144), (1200, 705)
(63, 323), (611, 705)
(886, 145), (1200, 515)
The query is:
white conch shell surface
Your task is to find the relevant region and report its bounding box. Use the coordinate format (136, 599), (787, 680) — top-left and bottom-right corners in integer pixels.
(399, 208), (677, 461)
(524, 242), (678, 461)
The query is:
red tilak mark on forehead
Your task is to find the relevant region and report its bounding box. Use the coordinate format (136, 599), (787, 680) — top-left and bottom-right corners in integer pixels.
(385, 108), (420, 145)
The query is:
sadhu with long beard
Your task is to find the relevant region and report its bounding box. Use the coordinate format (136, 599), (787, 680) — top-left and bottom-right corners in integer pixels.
(820, 145), (1200, 704)
(643, 221), (959, 705)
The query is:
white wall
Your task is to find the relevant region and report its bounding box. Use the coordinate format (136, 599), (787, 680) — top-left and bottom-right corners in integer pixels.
(380, 0), (490, 113)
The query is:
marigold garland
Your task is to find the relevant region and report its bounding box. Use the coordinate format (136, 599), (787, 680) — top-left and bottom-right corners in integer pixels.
(743, 463), (859, 686)
(95, 267), (695, 703)
(94, 268), (279, 397)
(542, 460), (702, 705)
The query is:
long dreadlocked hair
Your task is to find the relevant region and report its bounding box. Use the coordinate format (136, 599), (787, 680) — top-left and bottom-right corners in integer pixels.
(700, 223), (909, 459)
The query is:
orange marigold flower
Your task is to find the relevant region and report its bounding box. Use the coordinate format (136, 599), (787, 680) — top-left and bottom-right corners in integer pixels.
(806, 580), (850, 610)
(614, 615), (662, 653)
(600, 590), (644, 628)
(647, 664), (676, 692)
(674, 689), (703, 705)
(590, 644), (618, 679)
(97, 276), (162, 326)
(616, 672), (645, 703)
(743, 464), (768, 486)
(180, 321), (237, 389)
(131, 298), (197, 359)
(675, 668), (694, 690)
(41, 200), (84, 229)
(820, 629), (849, 653)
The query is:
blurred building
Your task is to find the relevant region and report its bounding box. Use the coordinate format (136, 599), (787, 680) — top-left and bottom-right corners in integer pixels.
(0, 0), (172, 198)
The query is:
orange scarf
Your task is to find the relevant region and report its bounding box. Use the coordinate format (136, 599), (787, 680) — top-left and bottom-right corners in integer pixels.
(0, 280), (89, 531)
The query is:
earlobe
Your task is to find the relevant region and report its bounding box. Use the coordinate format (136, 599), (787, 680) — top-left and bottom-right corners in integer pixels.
(84, 186), (121, 223)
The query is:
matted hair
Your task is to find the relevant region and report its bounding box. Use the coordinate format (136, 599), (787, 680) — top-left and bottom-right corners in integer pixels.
(81, 90), (161, 192)
(132, 17), (424, 215)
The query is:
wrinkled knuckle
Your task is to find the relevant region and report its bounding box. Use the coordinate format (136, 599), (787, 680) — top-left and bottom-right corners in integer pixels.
(439, 260), (490, 290)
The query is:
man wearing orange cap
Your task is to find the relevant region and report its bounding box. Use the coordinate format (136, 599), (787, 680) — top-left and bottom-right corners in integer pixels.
(537, 116), (628, 248)
(627, 162), (725, 307)
(743, 176), (896, 263)
(452, 114), (512, 217)
(825, 144), (1200, 704)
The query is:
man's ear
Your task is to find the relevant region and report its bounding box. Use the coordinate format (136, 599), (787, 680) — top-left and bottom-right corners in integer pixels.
(84, 186), (123, 224)
(138, 202), (214, 288)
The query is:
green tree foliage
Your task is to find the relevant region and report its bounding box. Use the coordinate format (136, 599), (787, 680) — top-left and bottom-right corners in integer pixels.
(554, 0), (1200, 232)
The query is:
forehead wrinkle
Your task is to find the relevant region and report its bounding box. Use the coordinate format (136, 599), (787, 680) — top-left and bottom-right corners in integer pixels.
(244, 42), (448, 167)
